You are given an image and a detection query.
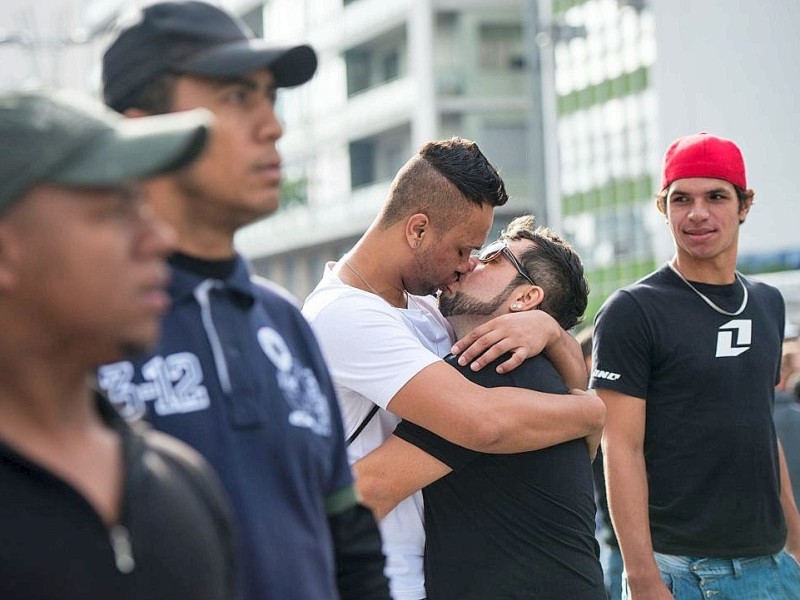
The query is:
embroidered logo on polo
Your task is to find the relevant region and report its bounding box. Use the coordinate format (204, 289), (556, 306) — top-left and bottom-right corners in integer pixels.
(98, 327), (332, 437)
(99, 353), (210, 421)
(715, 319), (752, 357)
(257, 327), (331, 437)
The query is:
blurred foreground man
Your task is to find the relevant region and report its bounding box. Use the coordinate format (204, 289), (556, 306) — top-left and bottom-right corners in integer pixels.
(593, 132), (800, 599)
(97, 2), (388, 599)
(0, 89), (237, 599)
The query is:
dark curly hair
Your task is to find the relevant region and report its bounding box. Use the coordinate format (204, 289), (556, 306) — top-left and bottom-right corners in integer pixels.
(501, 215), (589, 330)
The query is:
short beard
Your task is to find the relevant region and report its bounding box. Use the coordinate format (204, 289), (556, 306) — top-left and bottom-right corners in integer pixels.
(439, 280), (517, 318)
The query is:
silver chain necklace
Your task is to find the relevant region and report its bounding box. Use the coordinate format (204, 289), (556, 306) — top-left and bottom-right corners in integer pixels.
(667, 261), (748, 317)
(343, 259), (420, 310)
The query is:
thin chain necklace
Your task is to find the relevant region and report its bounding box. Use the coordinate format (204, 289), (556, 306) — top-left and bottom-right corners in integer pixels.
(343, 259), (419, 310)
(667, 261), (748, 317)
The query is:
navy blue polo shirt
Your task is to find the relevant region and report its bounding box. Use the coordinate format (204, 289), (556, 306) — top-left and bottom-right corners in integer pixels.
(98, 253), (356, 600)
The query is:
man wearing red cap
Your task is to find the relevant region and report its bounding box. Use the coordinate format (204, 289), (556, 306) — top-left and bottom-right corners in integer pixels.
(591, 132), (800, 599)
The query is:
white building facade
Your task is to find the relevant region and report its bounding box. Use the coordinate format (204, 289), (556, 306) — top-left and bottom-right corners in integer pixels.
(2, 0), (798, 320)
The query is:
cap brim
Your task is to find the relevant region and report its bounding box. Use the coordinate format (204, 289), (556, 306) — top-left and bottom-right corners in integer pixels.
(179, 41), (317, 88)
(52, 109), (212, 186)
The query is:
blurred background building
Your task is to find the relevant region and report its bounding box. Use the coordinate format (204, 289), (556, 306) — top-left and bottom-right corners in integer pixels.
(2, 0), (798, 324)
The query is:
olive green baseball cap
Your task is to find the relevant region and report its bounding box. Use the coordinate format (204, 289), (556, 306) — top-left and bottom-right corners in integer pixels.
(0, 89), (212, 211)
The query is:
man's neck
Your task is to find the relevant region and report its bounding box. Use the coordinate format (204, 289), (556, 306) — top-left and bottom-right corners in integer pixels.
(671, 254), (738, 284)
(340, 242), (410, 308)
(0, 364), (123, 526)
(446, 315), (484, 341)
(147, 182), (238, 260)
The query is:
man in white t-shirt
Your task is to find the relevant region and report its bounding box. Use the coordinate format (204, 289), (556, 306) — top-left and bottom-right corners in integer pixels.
(302, 137), (605, 599)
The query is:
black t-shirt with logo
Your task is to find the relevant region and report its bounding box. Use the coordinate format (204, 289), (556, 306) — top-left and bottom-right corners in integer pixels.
(395, 354), (605, 600)
(592, 264), (786, 556)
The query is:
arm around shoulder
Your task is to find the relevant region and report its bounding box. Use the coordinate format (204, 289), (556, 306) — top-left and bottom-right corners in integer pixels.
(386, 360), (604, 454)
(452, 310), (588, 389)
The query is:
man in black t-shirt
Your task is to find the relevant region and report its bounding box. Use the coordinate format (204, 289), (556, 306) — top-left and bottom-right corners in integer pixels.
(592, 133), (800, 599)
(355, 216), (606, 600)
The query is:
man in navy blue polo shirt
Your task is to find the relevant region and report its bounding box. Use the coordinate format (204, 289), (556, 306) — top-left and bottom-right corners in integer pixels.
(96, 2), (389, 599)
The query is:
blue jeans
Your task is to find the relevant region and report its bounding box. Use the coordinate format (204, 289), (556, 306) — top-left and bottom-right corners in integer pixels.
(622, 551), (800, 599)
(605, 546), (623, 600)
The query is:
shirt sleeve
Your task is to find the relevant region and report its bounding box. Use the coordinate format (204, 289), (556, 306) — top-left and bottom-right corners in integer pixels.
(590, 289), (651, 399)
(305, 291), (441, 410)
(328, 503), (391, 600)
(394, 420), (480, 471)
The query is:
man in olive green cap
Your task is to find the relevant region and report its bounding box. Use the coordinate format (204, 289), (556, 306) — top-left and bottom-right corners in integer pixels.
(0, 89), (238, 600)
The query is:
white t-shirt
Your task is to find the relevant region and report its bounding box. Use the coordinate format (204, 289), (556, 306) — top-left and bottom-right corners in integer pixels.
(302, 263), (453, 600)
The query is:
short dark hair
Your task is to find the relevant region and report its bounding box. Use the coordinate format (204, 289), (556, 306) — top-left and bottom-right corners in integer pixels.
(502, 215), (589, 330)
(380, 137), (508, 229)
(112, 72), (177, 115)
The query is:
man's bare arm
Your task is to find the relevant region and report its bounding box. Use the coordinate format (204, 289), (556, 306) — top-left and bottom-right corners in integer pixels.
(353, 435), (451, 520)
(598, 388), (672, 600)
(386, 361), (604, 454)
(451, 311), (587, 389)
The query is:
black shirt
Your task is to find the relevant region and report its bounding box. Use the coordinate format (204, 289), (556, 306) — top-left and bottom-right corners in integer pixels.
(395, 354), (605, 600)
(592, 265), (786, 556)
(0, 396), (236, 600)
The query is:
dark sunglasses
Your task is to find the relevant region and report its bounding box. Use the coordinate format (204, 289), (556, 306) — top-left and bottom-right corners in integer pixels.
(476, 240), (536, 286)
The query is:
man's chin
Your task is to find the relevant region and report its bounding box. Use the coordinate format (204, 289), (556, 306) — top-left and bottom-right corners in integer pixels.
(116, 339), (157, 361)
(408, 283), (440, 298)
(438, 293), (458, 318)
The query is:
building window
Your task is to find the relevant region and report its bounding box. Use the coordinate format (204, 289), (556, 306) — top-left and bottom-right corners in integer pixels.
(478, 24), (524, 70)
(350, 139), (375, 188)
(382, 48), (400, 82)
(344, 26), (406, 96)
(346, 51), (371, 95)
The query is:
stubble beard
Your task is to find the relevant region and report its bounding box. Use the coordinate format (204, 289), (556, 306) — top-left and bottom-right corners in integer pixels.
(174, 169), (275, 232)
(438, 281), (516, 319)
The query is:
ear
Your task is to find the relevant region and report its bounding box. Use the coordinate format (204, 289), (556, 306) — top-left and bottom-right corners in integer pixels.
(405, 213), (430, 249)
(0, 221), (20, 291)
(738, 190), (754, 224)
(509, 284), (545, 312)
(655, 193), (667, 218)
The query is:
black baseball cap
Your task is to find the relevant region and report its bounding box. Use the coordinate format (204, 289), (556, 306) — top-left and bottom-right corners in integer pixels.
(0, 89), (211, 211)
(103, 1), (318, 113)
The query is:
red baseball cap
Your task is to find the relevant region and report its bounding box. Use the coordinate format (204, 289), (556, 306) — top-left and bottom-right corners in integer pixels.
(661, 132), (746, 191)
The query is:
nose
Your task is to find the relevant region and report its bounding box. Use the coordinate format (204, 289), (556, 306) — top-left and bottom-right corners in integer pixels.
(688, 198), (710, 221)
(456, 255), (477, 277)
(138, 203), (177, 259)
(255, 100), (283, 142)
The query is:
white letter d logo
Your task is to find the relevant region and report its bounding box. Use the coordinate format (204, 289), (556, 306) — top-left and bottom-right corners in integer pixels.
(715, 319), (751, 357)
